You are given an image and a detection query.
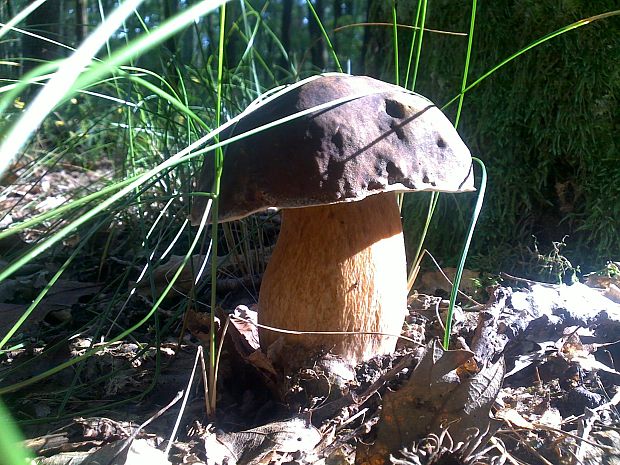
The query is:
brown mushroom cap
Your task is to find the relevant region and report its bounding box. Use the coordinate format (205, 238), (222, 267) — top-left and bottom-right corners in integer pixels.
(191, 74), (474, 224)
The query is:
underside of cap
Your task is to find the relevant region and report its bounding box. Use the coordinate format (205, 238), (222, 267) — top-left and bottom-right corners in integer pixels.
(191, 74), (475, 224)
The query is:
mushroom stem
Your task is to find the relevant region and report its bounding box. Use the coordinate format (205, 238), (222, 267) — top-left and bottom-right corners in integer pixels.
(258, 192), (408, 365)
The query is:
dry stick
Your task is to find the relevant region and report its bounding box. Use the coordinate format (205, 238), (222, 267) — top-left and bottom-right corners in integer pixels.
(164, 346), (204, 457)
(488, 437), (521, 465)
(434, 298), (446, 333)
(107, 390), (184, 465)
(501, 425), (617, 454)
(199, 345), (211, 418)
(337, 407), (369, 430)
(552, 389), (620, 452)
(507, 429), (556, 465)
(317, 409), (370, 460)
(499, 272), (557, 288)
(555, 426), (616, 452)
(209, 315), (231, 412)
(229, 315), (421, 346)
(414, 249), (482, 306)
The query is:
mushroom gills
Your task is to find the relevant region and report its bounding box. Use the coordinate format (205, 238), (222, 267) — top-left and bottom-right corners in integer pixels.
(258, 192), (408, 366)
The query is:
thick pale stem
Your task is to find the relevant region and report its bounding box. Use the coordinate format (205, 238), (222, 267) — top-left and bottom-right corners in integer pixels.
(258, 192), (408, 365)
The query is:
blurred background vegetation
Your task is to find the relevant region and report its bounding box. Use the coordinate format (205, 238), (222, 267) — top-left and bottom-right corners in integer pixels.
(1, 0), (618, 279)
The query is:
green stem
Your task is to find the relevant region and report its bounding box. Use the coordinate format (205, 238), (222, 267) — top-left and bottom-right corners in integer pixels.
(306, 0), (342, 72)
(208, 2), (227, 414)
(392, 1), (399, 85)
(409, 0), (427, 91)
(404, 0), (423, 89)
(443, 157), (487, 349)
(455, 0), (477, 127)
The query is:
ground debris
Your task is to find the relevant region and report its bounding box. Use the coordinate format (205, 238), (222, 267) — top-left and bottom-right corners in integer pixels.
(0, 159), (113, 243)
(203, 418), (321, 465)
(10, 277), (620, 465)
(355, 340), (504, 465)
(33, 438), (170, 465)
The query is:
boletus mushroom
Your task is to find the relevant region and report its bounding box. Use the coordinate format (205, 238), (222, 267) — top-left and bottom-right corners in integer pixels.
(191, 74), (474, 368)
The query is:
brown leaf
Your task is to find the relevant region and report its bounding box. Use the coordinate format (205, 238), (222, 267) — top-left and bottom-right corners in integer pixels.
(205, 418), (320, 465)
(186, 308), (218, 346)
(229, 305), (260, 352)
(356, 339), (504, 465)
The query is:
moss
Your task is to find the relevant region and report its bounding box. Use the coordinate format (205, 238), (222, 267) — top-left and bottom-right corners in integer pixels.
(398, 0), (620, 275)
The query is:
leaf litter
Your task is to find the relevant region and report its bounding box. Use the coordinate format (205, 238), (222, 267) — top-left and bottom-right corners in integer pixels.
(3, 213), (620, 465)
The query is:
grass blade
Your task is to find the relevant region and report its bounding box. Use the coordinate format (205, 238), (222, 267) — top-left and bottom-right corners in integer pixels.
(305, 0), (343, 72)
(442, 10), (620, 110)
(391, 1), (399, 85)
(0, 0), (147, 173)
(455, 0), (477, 127)
(0, 0), (231, 176)
(443, 157), (486, 349)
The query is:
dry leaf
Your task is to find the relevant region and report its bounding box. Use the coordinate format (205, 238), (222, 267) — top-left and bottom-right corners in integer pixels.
(356, 339), (504, 465)
(205, 418), (320, 465)
(495, 407), (534, 429)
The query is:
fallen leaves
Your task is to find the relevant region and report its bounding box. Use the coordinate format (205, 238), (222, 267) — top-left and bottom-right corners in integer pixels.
(204, 418), (321, 465)
(6, 270), (620, 465)
(356, 340), (504, 465)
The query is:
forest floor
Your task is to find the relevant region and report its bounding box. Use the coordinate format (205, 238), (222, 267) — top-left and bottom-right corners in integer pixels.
(1, 163), (620, 465)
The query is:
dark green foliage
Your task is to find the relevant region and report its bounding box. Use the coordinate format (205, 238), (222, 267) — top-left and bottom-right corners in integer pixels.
(399, 0), (619, 275)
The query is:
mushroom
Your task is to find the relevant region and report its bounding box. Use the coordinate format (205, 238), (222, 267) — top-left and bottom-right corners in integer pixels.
(191, 74), (474, 368)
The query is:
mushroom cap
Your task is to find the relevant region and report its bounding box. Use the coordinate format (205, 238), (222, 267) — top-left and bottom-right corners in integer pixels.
(192, 74), (474, 223)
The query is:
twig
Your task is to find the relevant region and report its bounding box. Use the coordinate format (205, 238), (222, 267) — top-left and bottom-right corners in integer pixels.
(311, 353), (416, 424)
(499, 272), (557, 287)
(333, 22), (467, 37)
(412, 249), (482, 306)
(229, 315), (422, 346)
(488, 437), (521, 465)
(165, 346), (204, 456)
(199, 345), (211, 417)
(209, 315), (230, 413)
(504, 429), (555, 465)
(107, 390), (184, 465)
(502, 425), (617, 453)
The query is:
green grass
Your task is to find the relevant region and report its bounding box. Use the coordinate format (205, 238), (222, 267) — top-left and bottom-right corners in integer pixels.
(0, 397), (32, 464)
